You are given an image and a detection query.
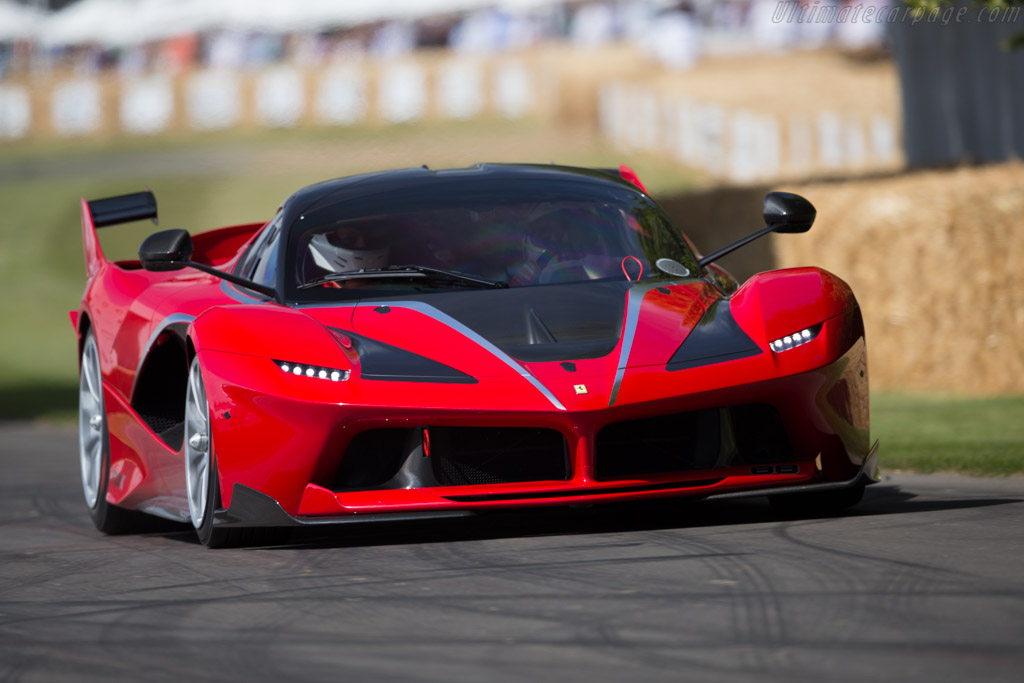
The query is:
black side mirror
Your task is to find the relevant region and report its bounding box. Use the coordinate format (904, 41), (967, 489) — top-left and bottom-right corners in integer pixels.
(139, 229), (193, 271)
(763, 192), (815, 234)
(697, 192), (816, 268)
(138, 228), (278, 299)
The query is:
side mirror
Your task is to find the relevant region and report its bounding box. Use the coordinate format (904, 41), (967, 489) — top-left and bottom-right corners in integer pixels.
(139, 229), (193, 271)
(763, 192), (815, 234)
(697, 192), (816, 268)
(138, 228), (278, 299)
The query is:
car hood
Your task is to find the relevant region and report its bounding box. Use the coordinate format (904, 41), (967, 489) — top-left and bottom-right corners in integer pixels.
(300, 281), (712, 382)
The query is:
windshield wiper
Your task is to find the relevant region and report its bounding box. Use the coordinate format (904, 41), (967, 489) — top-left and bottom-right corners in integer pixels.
(298, 265), (509, 290)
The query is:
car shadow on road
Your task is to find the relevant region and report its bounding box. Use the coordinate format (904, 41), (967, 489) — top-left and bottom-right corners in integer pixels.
(857, 482), (1022, 515)
(148, 482), (1022, 550)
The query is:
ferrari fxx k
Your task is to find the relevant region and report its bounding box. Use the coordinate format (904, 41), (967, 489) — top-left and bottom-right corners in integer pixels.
(73, 164), (878, 547)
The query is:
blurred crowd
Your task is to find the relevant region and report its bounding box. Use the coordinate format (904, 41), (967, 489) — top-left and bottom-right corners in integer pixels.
(0, 0), (888, 79)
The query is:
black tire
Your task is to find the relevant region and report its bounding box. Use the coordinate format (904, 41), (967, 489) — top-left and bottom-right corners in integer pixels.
(195, 454), (234, 548)
(79, 330), (153, 534)
(186, 356), (288, 548)
(196, 459), (290, 548)
(769, 483), (866, 518)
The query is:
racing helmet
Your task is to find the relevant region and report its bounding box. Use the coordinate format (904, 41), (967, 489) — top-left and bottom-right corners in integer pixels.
(307, 224), (389, 273)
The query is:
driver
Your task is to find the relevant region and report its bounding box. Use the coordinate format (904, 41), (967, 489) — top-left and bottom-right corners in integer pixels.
(307, 223), (389, 274)
(510, 206), (598, 285)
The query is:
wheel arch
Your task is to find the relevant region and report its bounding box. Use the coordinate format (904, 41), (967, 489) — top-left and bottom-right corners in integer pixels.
(76, 311), (93, 361)
(131, 320), (192, 450)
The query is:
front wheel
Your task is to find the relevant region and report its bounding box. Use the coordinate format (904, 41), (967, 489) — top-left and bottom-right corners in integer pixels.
(184, 356), (287, 548)
(185, 355), (230, 547)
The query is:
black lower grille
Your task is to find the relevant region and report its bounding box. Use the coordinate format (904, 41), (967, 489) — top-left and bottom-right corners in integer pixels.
(430, 427), (570, 485)
(140, 414), (178, 435)
(139, 414), (183, 446)
(594, 408), (722, 480)
(595, 404), (796, 480)
(730, 404), (793, 464)
(333, 429), (412, 490)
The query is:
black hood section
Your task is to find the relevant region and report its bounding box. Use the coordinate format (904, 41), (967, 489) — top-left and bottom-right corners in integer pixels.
(339, 330), (478, 384)
(666, 299), (762, 371)
(407, 281), (629, 363)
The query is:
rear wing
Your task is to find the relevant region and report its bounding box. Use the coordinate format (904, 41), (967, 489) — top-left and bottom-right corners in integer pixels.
(81, 190), (158, 278)
(88, 190), (158, 228)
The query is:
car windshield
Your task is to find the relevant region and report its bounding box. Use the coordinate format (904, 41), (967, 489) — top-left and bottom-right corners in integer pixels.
(286, 176), (700, 302)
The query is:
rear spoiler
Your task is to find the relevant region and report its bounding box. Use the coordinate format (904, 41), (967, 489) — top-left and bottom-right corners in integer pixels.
(87, 190), (158, 228)
(81, 189), (158, 279)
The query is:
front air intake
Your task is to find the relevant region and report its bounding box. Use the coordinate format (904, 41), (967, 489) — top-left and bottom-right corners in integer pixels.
(594, 408), (722, 480)
(429, 427), (570, 485)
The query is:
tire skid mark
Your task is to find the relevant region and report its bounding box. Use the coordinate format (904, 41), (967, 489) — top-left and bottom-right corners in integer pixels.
(770, 518), (1016, 644)
(772, 520), (973, 578)
(391, 532), (737, 673)
(102, 599), (296, 683)
(642, 530), (796, 675)
(762, 521), (882, 644)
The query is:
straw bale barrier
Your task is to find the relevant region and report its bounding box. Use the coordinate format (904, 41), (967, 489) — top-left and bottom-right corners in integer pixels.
(660, 163), (1024, 395)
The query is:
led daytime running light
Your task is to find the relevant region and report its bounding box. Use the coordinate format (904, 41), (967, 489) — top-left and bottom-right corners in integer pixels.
(769, 325), (821, 353)
(275, 360), (349, 382)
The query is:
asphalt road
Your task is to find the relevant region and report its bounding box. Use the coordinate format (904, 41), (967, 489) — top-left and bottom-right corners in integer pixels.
(2, 421), (1023, 683)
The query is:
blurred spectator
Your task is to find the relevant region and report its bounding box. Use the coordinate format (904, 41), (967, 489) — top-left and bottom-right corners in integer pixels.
(160, 34), (197, 74)
(4, 0), (888, 80)
(207, 30), (246, 69)
(290, 32), (330, 68)
(117, 44), (149, 77)
(450, 7), (547, 54)
(369, 21), (416, 58)
(72, 44), (102, 74)
(645, 4), (701, 71)
(245, 32), (284, 68)
(570, 3), (615, 48)
(450, 9), (510, 54)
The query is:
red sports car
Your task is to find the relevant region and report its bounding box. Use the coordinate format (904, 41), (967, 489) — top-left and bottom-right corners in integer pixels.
(73, 164), (878, 547)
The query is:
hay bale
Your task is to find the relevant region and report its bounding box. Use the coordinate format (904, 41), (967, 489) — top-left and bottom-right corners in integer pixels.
(779, 164), (1024, 394)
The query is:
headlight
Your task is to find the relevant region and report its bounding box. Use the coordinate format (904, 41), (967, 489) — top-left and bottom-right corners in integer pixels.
(274, 360), (349, 382)
(769, 324), (822, 353)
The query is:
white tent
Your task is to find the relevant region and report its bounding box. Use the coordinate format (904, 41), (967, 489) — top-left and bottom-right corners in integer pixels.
(36, 0), (575, 47)
(0, 0), (45, 41)
(39, 0), (132, 46)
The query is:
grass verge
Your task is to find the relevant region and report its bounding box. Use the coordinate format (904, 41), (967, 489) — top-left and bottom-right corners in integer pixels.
(871, 394), (1024, 476)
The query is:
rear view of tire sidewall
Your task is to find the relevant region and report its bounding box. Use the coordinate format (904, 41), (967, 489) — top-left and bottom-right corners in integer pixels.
(80, 332), (110, 527)
(79, 329), (141, 534)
